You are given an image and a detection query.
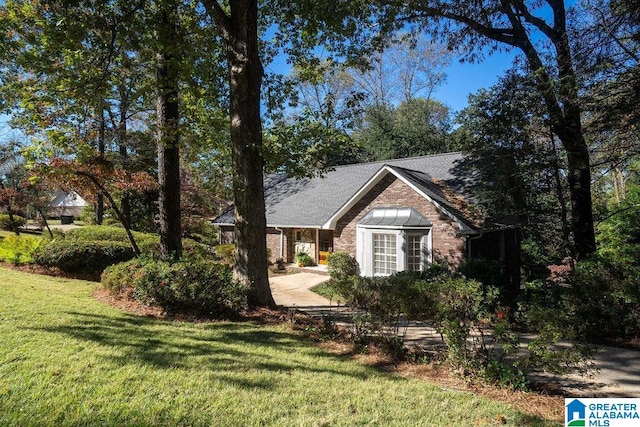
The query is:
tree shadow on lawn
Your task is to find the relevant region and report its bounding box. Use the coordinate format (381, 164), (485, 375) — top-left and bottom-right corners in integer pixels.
(24, 311), (559, 426)
(28, 310), (375, 387)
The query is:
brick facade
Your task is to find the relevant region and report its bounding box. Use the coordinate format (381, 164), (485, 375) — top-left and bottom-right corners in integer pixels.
(333, 174), (467, 268)
(266, 227), (295, 263)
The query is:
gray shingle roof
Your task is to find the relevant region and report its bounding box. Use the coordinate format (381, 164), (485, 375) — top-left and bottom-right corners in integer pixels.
(213, 152), (477, 228)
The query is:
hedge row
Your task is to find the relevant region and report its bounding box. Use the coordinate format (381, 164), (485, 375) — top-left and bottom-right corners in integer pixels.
(33, 240), (135, 273)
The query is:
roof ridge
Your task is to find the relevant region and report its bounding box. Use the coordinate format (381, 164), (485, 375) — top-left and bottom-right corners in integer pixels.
(329, 151), (463, 171)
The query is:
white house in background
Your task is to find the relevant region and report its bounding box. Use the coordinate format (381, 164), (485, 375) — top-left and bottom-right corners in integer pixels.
(49, 190), (88, 218)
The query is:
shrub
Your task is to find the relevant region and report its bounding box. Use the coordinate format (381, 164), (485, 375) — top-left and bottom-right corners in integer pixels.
(333, 267), (589, 389)
(295, 251), (313, 266)
(0, 214), (26, 231)
(182, 238), (214, 260)
(33, 240), (135, 273)
(214, 244), (235, 264)
(0, 234), (42, 264)
(102, 257), (247, 315)
(571, 257), (640, 340)
(80, 205), (96, 225)
(327, 251), (358, 281)
(64, 225), (159, 254)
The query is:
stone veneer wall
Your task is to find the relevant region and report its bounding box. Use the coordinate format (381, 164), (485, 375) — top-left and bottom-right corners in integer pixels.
(333, 174), (467, 268)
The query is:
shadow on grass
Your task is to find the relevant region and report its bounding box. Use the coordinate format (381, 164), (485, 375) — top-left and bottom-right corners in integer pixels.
(21, 311), (560, 426)
(29, 310), (374, 388)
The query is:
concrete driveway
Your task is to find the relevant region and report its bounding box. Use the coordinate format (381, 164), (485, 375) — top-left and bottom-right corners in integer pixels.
(270, 272), (332, 308)
(270, 271), (640, 397)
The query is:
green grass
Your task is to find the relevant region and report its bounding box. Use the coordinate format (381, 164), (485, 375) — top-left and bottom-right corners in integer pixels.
(311, 279), (347, 303)
(0, 267), (556, 426)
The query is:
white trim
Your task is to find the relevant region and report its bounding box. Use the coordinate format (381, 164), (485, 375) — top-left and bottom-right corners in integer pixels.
(322, 166), (392, 229)
(322, 165), (473, 233)
(357, 225), (432, 276)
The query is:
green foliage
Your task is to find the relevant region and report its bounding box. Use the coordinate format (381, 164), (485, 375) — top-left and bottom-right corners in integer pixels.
(0, 214), (26, 231)
(332, 267), (589, 389)
(64, 225), (159, 254)
(33, 240), (135, 273)
(518, 253), (640, 342)
(264, 116), (361, 176)
(80, 205), (96, 225)
(573, 258), (640, 339)
(214, 244), (235, 265)
(356, 98), (454, 161)
(597, 182), (640, 267)
(0, 234), (41, 264)
(102, 257), (247, 316)
(326, 251), (358, 281)
(458, 259), (505, 289)
(295, 251), (314, 266)
(457, 259), (505, 309)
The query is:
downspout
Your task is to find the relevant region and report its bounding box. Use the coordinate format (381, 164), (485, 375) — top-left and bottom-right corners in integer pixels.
(467, 226), (485, 259)
(274, 227), (284, 260)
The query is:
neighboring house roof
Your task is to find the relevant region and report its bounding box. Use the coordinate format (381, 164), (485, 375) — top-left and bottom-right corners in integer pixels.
(213, 152), (482, 231)
(49, 190), (87, 208)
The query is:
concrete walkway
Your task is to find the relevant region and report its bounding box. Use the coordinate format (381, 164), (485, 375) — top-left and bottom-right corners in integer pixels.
(270, 271), (640, 397)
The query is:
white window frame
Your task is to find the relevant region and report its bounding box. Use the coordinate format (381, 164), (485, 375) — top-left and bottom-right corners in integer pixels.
(357, 226), (432, 276)
(372, 232), (398, 276)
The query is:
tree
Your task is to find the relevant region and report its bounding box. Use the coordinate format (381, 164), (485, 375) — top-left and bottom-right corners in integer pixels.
(156, 0), (183, 259)
(0, 140), (27, 234)
(32, 156), (158, 255)
(396, 0), (596, 258)
(200, 0), (276, 307)
(264, 60), (366, 173)
(355, 98), (453, 160)
(574, 0), (640, 211)
(349, 33), (451, 106)
(456, 71), (573, 273)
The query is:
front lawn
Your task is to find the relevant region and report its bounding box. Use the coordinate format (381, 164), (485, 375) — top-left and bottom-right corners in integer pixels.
(0, 267), (557, 426)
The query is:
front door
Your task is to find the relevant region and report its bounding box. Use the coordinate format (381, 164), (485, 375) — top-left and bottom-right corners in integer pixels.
(318, 230), (334, 265)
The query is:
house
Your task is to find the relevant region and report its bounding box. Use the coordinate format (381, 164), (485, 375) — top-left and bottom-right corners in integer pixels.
(213, 152), (520, 286)
(49, 190), (88, 220)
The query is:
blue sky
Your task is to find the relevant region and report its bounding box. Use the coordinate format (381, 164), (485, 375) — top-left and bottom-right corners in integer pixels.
(432, 51), (517, 113)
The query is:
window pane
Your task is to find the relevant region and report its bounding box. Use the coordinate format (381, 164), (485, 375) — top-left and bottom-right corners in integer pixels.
(407, 235), (422, 271)
(373, 233), (396, 275)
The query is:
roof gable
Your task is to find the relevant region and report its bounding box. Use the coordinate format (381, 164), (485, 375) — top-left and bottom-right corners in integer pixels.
(322, 164), (477, 232)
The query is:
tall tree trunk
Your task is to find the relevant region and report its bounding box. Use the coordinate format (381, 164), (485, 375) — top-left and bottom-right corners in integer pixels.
(118, 84), (131, 227)
(227, 0), (274, 307)
(549, 128), (572, 259)
(96, 104), (106, 225)
(201, 0), (276, 307)
(412, 0), (598, 259)
(156, 0), (182, 260)
(555, 124), (596, 258)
